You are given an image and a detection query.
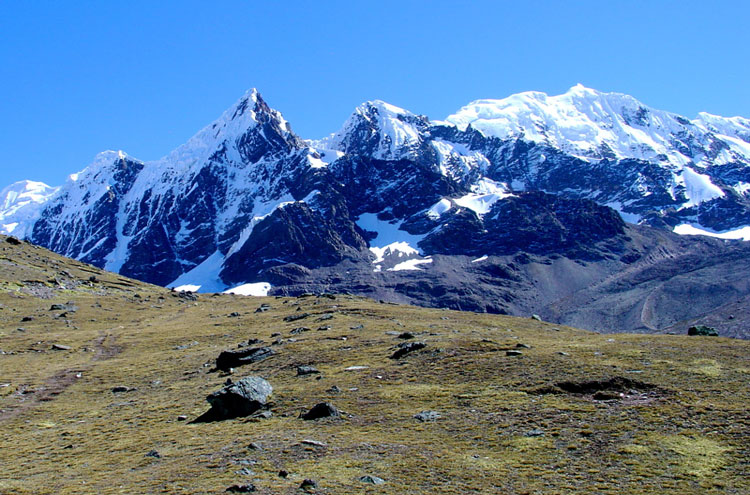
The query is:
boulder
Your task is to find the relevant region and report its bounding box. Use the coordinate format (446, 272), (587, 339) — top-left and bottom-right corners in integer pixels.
(201, 376), (273, 421)
(688, 325), (719, 337)
(216, 346), (275, 371)
(390, 341), (426, 359)
(300, 402), (340, 420)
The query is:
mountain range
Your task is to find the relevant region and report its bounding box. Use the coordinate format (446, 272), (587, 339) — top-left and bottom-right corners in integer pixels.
(3, 85), (750, 337)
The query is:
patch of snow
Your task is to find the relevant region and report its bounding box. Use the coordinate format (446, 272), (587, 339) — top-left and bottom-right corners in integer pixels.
(471, 255), (488, 263)
(167, 251), (227, 293)
(223, 282), (272, 296)
(356, 213), (425, 251)
(369, 241), (420, 264)
(427, 198), (452, 219)
(387, 257), (433, 271)
(454, 179), (513, 216)
(173, 284), (201, 292)
(679, 167), (725, 207)
(674, 224), (750, 241)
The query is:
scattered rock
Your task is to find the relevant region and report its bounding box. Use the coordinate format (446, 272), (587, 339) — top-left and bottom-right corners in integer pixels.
(248, 442), (262, 450)
(525, 429), (545, 437)
(344, 366), (368, 371)
(327, 385), (341, 394)
(316, 314), (334, 321)
(278, 469), (289, 478)
(397, 332), (415, 339)
(271, 332), (281, 337)
(228, 312), (241, 317)
(390, 341), (426, 359)
(226, 484), (256, 493)
(414, 410), (441, 422)
(317, 325), (331, 331)
(300, 479), (317, 491)
(350, 324), (364, 330)
(111, 386), (135, 393)
(235, 467), (255, 476)
(290, 327), (310, 335)
(255, 304), (271, 313)
(593, 391), (620, 401)
(6, 236), (22, 245)
(359, 475), (386, 485)
(196, 376), (273, 422)
(516, 343), (531, 349)
(145, 450), (161, 458)
(297, 365), (320, 376)
(284, 313), (310, 322)
(688, 325), (719, 337)
(51, 344), (72, 351)
(301, 439), (327, 448)
(506, 350), (523, 356)
(174, 341), (199, 350)
(531, 314), (542, 321)
(177, 415), (188, 421)
(300, 402), (340, 420)
(216, 346), (275, 371)
(557, 351), (570, 356)
(21, 316), (34, 322)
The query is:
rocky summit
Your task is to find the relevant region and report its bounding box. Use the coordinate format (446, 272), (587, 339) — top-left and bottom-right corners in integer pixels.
(2, 87), (750, 337)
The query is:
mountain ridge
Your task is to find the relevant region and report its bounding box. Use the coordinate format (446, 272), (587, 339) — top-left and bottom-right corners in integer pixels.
(2, 85), (750, 337)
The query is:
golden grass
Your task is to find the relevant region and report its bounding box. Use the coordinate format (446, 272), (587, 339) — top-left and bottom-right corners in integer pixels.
(0, 238), (748, 494)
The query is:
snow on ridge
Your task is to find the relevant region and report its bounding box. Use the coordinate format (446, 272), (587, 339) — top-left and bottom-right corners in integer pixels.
(0, 180), (60, 237)
(387, 257), (433, 271)
(223, 282), (272, 296)
(674, 224), (750, 241)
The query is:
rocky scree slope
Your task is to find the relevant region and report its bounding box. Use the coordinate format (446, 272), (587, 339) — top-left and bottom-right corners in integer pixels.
(2, 87), (750, 336)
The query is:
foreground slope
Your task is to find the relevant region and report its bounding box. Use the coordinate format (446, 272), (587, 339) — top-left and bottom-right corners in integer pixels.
(1, 236), (748, 494)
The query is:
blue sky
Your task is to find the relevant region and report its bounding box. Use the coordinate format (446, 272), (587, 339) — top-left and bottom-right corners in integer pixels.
(1, 1), (748, 186)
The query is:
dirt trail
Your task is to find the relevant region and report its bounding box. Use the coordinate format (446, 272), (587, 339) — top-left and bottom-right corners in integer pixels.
(0, 330), (122, 422)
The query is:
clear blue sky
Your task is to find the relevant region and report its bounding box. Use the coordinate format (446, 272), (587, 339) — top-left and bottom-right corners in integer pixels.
(1, 1), (748, 186)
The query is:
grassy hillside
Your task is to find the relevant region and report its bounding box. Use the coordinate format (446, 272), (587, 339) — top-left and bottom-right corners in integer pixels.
(0, 235), (748, 494)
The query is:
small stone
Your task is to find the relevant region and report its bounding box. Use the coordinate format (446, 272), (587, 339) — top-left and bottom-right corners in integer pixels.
(248, 442), (262, 450)
(414, 410), (441, 422)
(21, 316), (33, 322)
(297, 365), (320, 376)
(300, 402), (340, 420)
(271, 332), (281, 337)
(145, 450), (161, 458)
(278, 469), (289, 478)
(177, 415), (188, 421)
(228, 312), (241, 317)
(284, 313), (310, 322)
(525, 429), (545, 437)
(515, 343), (531, 349)
(390, 341), (426, 359)
(359, 475), (386, 485)
(350, 324), (364, 330)
(397, 332), (415, 339)
(290, 327), (310, 335)
(557, 351), (570, 356)
(505, 350), (523, 356)
(344, 365), (369, 371)
(327, 385), (341, 394)
(51, 344), (71, 351)
(235, 467), (255, 476)
(301, 439), (327, 448)
(226, 484), (256, 493)
(317, 325), (331, 331)
(111, 386), (133, 393)
(300, 479), (317, 491)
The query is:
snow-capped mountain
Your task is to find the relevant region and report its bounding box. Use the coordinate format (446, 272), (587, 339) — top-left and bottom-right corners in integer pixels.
(0, 180), (59, 238)
(4, 85), (750, 335)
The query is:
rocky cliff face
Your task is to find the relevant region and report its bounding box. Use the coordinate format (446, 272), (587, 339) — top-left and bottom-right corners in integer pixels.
(2, 85), (750, 335)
